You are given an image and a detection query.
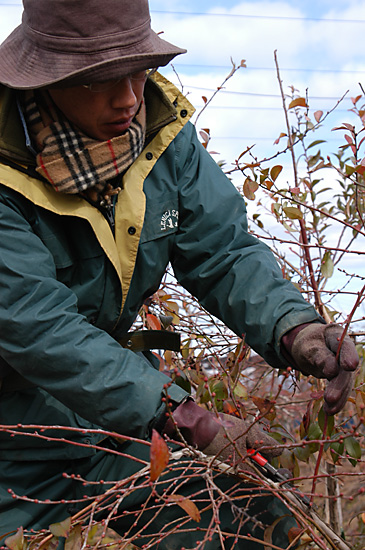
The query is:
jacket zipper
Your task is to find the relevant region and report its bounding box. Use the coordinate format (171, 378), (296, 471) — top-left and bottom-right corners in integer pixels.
(102, 201), (116, 235)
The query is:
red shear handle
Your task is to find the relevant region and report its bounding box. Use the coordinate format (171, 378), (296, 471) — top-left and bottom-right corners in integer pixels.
(247, 449), (268, 467)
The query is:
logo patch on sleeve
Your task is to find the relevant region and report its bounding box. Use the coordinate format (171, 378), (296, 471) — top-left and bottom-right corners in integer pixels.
(161, 209), (179, 231)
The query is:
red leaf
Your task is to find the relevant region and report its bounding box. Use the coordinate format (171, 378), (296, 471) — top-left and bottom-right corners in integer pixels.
(314, 110), (323, 123)
(150, 429), (169, 481)
(147, 314), (161, 331)
(351, 95), (362, 105)
(152, 351), (166, 371)
(274, 132), (287, 145)
(243, 178), (258, 201)
(251, 396), (276, 420)
(355, 165), (365, 176)
(288, 526), (304, 543)
(332, 123), (355, 132)
(167, 494), (201, 522)
(223, 399), (241, 417)
(342, 123), (355, 132)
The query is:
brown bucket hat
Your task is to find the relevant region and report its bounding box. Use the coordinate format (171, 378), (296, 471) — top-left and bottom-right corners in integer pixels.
(0, 0), (186, 90)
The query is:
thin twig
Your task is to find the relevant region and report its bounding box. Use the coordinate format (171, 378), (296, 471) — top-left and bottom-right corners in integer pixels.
(274, 50), (325, 316)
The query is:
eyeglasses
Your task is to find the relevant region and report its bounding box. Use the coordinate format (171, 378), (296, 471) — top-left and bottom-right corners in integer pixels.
(82, 68), (157, 93)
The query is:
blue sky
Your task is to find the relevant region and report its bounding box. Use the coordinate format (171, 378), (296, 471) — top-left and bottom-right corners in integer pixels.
(135, 1), (365, 193)
(146, 1), (365, 158)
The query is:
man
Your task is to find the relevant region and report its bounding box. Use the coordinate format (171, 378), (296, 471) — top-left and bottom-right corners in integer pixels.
(0, 1), (358, 548)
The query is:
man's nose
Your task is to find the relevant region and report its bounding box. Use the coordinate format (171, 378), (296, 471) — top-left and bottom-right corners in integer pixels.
(110, 77), (138, 109)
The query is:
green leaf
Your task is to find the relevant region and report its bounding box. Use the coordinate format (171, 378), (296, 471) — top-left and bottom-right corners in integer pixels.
(307, 421), (322, 453)
(181, 339), (191, 360)
(86, 525), (100, 546)
(270, 424), (296, 443)
(282, 221), (296, 232)
(49, 518), (72, 538)
(294, 444), (311, 462)
(5, 528), (25, 550)
(307, 421), (322, 441)
(307, 150), (323, 168)
(283, 206), (303, 220)
(233, 380), (248, 400)
(330, 440), (344, 464)
(272, 203), (281, 218)
(210, 378), (229, 406)
(345, 436), (361, 467)
(65, 525), (83, 550)
(318, 407), (334, 435)
(279, 449), (296, 471)
(321, 251), (334, 279)
(172, 368), (191, 394)
(243, 178), (259, 201)
(307, 139), (326, 150)
(345, 164), (356, 176)
(270, 165), (283, 182)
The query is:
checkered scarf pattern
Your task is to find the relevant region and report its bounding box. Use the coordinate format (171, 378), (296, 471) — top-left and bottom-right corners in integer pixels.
(22, 90), (146, 198)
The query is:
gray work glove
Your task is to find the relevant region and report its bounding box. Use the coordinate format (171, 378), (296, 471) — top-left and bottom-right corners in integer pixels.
(163, 399), (281, 471)
(201, 412), (282, 469)
(282, 323), (359, 415)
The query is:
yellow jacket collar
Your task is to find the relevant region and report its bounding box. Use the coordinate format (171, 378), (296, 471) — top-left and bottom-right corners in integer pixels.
(0, 74), (195, 312)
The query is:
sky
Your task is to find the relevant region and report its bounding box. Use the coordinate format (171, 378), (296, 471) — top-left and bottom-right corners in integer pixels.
(0, 0), (364, 322)
(148, 1), (365, 160)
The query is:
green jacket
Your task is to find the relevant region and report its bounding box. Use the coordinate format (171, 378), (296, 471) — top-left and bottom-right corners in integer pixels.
(0, 74), (320, 461)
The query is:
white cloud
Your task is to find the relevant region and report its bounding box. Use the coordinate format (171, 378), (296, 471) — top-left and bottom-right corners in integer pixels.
(0, 5), (22, 44)
(149, 1), (365, 166)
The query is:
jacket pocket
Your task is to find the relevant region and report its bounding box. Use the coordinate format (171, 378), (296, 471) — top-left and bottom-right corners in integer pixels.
(140, 192), (179, 243)
(35, 213), (104, 269)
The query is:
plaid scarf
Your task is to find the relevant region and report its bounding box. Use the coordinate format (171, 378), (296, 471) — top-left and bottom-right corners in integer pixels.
(22, 90), (146, 203)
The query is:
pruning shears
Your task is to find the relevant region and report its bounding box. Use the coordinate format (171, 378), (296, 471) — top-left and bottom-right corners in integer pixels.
(247, 449), (312, 507)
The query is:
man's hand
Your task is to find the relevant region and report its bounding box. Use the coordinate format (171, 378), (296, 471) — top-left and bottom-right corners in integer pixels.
(163, 399), (280, 471)
(282, 323), (359, 415)
(201, 412), (281, 470)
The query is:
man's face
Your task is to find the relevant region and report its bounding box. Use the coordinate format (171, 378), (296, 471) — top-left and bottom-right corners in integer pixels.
(48, 74), (146, 141)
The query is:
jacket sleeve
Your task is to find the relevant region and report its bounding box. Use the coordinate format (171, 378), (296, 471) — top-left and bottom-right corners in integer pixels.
(0, 188), (187, 438)
(170, 123), (322, 368)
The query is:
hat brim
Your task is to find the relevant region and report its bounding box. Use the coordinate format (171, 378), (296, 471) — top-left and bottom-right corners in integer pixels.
(0, 27), (186, 89)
